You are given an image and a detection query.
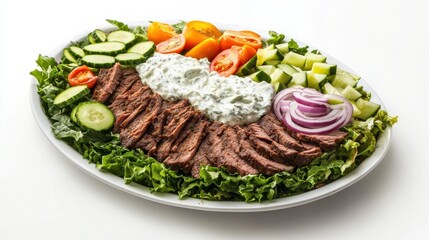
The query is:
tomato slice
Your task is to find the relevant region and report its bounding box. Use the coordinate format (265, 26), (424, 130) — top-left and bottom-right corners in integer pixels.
(183, 20), (222, 50)
(156, 34), (186, 54)
(231, 45), (257, 65)
(147, 22), (177, 45)
(185, 37), (220, 61)
(219, 30), (262, 51)
(210, 48), (240, 77)
(68, 65), (98, 88)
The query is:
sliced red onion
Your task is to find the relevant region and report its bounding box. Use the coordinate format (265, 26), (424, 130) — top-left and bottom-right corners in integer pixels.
(273, 87), (353, 134)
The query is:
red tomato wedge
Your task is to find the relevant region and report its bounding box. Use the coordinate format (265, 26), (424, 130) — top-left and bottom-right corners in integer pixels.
(219, 30), (262, 51)
(210, 48), (240, 77)
(183, 20), (222, 50)
(156, 34), (186, 54)
(68, 65), (98, 89)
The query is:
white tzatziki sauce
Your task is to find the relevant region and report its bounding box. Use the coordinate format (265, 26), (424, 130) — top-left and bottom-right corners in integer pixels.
(136, 53), (274, 125)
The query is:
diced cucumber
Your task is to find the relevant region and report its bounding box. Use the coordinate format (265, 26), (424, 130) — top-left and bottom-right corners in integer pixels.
(69, 46), (86, 59)
(256, 48), (284, 66)
(115, 52), (145, 65)
(311, 62), (337, 75)
(355, 98), (381, 120)
(307, 72), (328, 90)
(337, 68), (361, 80)
(281, 51), (306, 69)
(91, 29), (107, 43)
(350, 101), (362, 117)
(236, 55), (257, 76)
(304, 52), (327, 70)
(248, 70), (271, 83)
(81, 55), (116, 68)
(107, 30), (137, 48)
(322, 82), (342, 95)
(127, 41), (156, 57)
(270, 68), (292, 87)
(257, 65), (276, 75)
(331, 72), (358, 88)
(288, 71), (307, 87)
(62, 49), (78, 64)
(264, 59), (281, 66)
(275, 42), (289, 54)
(277, 63), (298, 76)
(53, 85), (90, 107)
(271, 81), (286, 92)
(265, 44), (276, 50)
(83, 42), (126, 56)
(341, 85), (362, 101)
(75, 102), (115, 131)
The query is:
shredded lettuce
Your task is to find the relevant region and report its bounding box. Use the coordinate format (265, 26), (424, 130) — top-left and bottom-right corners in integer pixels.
(31, 49), (397, 202)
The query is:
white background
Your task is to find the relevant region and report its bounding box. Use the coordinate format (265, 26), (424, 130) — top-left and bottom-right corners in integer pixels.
(1, 0), (428, 239)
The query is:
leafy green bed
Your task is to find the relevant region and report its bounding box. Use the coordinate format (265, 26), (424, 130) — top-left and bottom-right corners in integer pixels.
(30, 21), (397, 202)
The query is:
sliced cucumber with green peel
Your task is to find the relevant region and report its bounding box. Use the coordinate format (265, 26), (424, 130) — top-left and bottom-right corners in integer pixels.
(91, 29), (107, 43)
(81, 55), (116, 68)
(127, 41), (156, 57)
(62, 49), (78, 63)
(115, 53), (145, 65)
(107, 30), (137, 47)
(275, 42), (289, 54)
(277, 63), (299, 76)
(322, 82), (342, 95)
(83, 41), (126, 56)
(69, 46), (86, 59)
(270, 68), (292, 87)
(307, 72), (328, 90)
(256, 48), (284, 66)
(355, 98), (380, 120)
(304, 52), (327, 70)
(75, 102), (115, 131)
(53, 85), (90, 107)
(257, 65), (276, 75)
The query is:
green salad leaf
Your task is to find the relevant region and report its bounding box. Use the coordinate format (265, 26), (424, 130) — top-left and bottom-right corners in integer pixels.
(31, 29), (397, 202)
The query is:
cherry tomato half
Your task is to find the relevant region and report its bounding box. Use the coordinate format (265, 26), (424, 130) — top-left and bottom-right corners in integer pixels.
(183, 20), (222, 50)
(210, 48), (240, 77)
(185, 37), (220, 61)
(219, 30), (262, 51)
(147, 22), (177, 45)
(68, 65), (98, 88)
(156, 34), (186, 54)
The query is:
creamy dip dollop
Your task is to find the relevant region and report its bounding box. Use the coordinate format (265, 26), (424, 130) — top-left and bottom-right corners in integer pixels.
(136, 53), (274, 125)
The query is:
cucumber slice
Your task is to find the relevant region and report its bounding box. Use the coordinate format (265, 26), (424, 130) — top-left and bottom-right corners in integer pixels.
(62, 49), (78, 64)
(83, 42), (126, 56)
(69, 46), (86, 59)
(322, 82), (342, 95)
(88, 33), (97, 44)
(91, 29), (107, 43)
(53, 85), (90, 107)
(115, 52), (145, 65)
(311, 62), (337, 75)
(127, 41), (156, 57)
(107, 30), (137, 47)
(341, 85), (362, 101)
(350, 101), (362, 117)
(248, 70), (271, 83)
(288, 71), (307, 87)
(75, 102), (115, 131)
(355, 98), (381, 120)
(256, 48), (283, 66)
(81, 55), (116, 68)
(337, 68), (361, 80)
(70, 104), (79, 122)
(304, 52), (327, 70)
(281, 52), (306, 69)
(236, 56), (257, 76)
